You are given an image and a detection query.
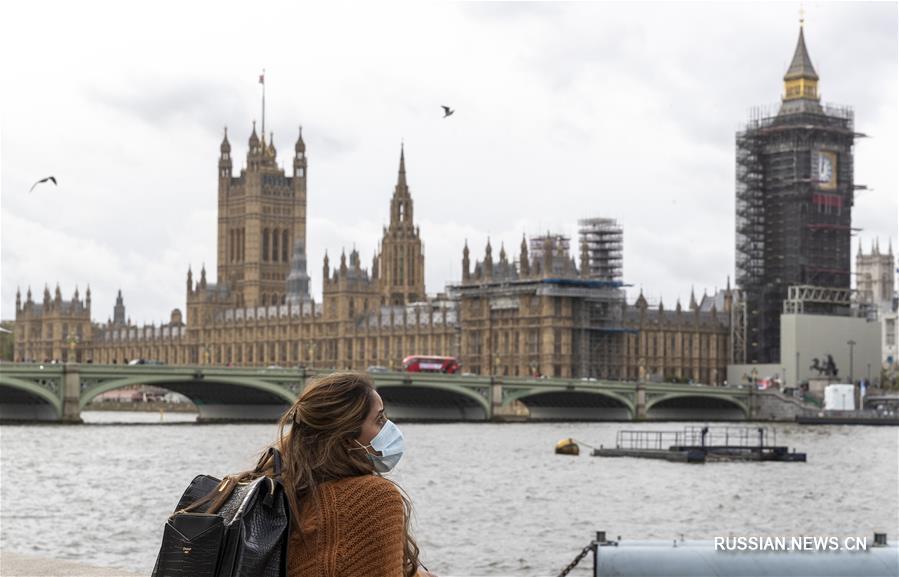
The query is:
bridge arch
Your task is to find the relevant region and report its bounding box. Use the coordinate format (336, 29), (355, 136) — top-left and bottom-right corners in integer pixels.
(506, 387), (634, 421)
(81, 375), (298, 421)
(646, 393), (748, 420)
(0, 374), (62, 420)
(374, 381), (491, 421)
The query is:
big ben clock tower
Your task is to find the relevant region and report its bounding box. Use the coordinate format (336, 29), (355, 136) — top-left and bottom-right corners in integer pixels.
(733, 21), (862, 364)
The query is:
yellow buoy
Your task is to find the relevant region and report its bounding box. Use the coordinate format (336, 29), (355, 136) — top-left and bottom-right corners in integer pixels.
(555, 438), (580, 456)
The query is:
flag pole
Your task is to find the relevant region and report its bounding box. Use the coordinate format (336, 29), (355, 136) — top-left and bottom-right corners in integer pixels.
(260, 68), (266, 138)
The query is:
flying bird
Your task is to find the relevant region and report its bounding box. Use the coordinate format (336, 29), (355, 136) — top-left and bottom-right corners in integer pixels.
(29, 176), (57, 192)
(441, 105), (454, 118)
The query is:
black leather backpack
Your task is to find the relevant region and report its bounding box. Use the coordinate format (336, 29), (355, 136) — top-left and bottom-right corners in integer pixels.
(151, 447), (290, 577)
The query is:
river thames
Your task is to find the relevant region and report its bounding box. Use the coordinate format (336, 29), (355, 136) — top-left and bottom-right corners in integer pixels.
(1, 413), (897, 576)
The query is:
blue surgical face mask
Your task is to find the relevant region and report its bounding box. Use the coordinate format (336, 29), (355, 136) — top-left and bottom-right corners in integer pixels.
(355, 419), (405, 473)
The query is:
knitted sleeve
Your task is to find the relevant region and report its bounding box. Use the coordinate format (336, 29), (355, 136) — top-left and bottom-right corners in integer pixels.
(336, 476), (407, 577)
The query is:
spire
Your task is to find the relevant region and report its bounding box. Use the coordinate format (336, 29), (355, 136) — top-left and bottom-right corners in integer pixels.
(689, 286), (698, 310)
(784, 24), (818, 82)
(462, 239), (471, 281)
(781, 22), (821, 111)
(519, 234), (530, 277)
(396, 143), (408, 191)
(267, 132), (276, 158)
(295, 125), (305, 154)
(220, 126), (231, 155)
(636, 288), (648, 310)
(114, 289), (126, 325)
(874, 238), (880, 255)
(323, 251), (330, 285)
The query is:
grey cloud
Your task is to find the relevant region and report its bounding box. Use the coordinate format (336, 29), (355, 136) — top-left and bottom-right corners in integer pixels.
(90, 79), (247, 138)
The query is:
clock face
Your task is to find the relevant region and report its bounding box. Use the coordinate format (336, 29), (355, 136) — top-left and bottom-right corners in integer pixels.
(816, 151), (837, 189)
(817, 155), (832, 182)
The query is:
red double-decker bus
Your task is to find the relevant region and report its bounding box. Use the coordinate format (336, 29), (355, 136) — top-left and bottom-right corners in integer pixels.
(402, 355), (461, 374)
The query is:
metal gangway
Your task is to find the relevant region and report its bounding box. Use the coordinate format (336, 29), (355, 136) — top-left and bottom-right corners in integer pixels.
(615, 426), (777, 451)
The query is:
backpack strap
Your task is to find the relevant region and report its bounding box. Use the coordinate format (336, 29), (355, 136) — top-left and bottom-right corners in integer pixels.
(255, 446), (283, 478)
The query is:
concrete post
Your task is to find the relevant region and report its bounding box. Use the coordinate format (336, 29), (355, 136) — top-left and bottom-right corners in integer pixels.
(61, 363), (83, 423)
(635, 381), (646, 421)
(490, 376), (502, 420)
(748, 381), (756, 420)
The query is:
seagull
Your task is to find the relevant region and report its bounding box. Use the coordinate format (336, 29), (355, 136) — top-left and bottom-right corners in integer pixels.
(441, 105), (454, 118)
(29, 176), (57, 192)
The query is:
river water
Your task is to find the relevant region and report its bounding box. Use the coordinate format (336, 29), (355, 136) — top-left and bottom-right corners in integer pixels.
(1, 412), (897, 576)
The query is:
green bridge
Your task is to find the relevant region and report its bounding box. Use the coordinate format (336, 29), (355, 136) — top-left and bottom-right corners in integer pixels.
(0, 363), (810, 423)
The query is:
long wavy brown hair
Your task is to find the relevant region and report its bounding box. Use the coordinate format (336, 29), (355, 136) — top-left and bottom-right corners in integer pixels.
(202, 372), (420, 577)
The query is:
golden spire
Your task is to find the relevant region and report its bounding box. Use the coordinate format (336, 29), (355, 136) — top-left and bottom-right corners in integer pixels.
(783, 16), (819, 102)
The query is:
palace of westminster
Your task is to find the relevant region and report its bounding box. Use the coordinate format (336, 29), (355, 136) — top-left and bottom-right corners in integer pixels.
(12, 119), (731, 382)
(15, 24), (891, 385)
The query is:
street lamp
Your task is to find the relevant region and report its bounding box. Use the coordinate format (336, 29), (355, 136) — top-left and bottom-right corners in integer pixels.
(494, 354), (501, 376)
(847, 340), (856, 383)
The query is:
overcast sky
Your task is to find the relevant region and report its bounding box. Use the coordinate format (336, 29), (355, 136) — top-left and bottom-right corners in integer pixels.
(2, 1), (897, 325)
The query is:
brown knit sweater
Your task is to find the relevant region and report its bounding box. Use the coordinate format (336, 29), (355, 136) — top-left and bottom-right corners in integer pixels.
(288, 474), (407, 577)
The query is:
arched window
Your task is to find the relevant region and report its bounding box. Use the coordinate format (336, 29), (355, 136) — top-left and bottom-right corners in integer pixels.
(261, 293), (268, 307)
(272, 228), (279, 263)
(282, 230), (290, 262)
(263, 229), (270, 262)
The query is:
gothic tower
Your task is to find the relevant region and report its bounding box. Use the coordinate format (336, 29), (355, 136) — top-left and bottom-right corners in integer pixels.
(216, 123), (308, 308)
(856, 239), (895, 313)
(378, 145), (426, 305)
(734, 22), (860, 363)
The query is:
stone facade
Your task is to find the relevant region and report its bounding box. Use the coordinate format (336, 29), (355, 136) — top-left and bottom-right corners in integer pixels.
(13, 285), (93, 363)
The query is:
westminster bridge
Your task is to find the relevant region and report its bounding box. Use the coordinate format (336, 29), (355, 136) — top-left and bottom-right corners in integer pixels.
(0, 363), (813, 423)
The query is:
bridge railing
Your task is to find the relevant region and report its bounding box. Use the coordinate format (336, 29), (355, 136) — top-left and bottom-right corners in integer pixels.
(679, 425), (776, 448)
(615, 430), (684, 450)
(616, 426), (777, 451)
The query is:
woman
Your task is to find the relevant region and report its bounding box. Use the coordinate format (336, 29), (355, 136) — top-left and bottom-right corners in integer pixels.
(224, 371), (435, 577)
